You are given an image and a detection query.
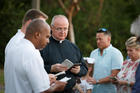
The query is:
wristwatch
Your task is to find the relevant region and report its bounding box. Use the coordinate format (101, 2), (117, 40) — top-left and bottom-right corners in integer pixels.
(96, 80), (100, 84)
(127, 81), (131, 87)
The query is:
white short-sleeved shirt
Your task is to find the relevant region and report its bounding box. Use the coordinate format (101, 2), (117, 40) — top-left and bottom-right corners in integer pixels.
(90, 44), (123, 93)
(4, 38), (50, 93)
(80, 79), (93, 93)
(5, 29), (25, 55)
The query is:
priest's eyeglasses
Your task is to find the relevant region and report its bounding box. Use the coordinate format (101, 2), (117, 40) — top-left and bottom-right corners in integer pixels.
(53, 26), (68, 32)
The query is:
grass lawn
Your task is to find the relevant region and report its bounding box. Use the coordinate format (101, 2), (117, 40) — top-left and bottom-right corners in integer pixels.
(0, 69), (4, 93)
(0, 91), (4, 93)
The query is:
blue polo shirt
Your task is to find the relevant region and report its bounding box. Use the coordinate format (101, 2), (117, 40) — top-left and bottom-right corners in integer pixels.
(90, 44), (123, 93)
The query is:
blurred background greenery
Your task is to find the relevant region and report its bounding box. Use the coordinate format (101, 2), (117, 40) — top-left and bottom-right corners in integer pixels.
(1, 0), (140, 66)
(0, 1), (140, 91)
(0, 69), (4, 93)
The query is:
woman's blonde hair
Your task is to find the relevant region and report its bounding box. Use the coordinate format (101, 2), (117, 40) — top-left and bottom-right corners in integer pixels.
(125, 36), (140, 49)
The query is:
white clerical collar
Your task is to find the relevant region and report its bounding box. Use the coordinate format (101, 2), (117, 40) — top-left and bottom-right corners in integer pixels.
(52, 35), (64, 43)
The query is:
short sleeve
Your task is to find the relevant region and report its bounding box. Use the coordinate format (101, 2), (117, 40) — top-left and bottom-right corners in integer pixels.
(90, 51), (94, 58)
(111, 50), (123, 70)
(24, 55), (50, 92)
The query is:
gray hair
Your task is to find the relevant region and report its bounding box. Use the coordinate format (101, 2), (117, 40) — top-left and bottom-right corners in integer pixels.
(51, 15), (68, 26)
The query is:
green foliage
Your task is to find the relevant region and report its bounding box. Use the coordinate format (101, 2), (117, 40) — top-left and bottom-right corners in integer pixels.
(0, 69), (4, 93)
(0, 0), (31, 68)
(0, 69), (4, 84)
(73, 0), (140, 57)
(0, 0), (140, 67)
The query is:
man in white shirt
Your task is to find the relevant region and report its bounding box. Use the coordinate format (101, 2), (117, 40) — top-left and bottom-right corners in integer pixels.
(5, 9), (48, 56)
(4, 19), (66, 93)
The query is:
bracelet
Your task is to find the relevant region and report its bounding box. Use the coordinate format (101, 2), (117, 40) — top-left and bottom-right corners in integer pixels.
(127, 81), (131, 87)
(96, 80), (100, 84)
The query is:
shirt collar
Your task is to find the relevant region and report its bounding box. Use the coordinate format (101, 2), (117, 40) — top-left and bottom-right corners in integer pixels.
(98, 44), (112, 55)
(18, 29), (25, 35)
(23, 38), (36, 50)
(52, 35), (64, 43)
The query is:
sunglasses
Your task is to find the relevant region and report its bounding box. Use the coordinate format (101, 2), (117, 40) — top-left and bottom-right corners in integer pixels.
(97, 28), (108, 32)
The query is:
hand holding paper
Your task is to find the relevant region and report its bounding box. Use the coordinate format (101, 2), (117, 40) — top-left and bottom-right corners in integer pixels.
(61, 59), (81, 69)
(51, 64), (68, 72)
(59, 77), (71, 82)
(70, 65), (80, 74)
(54, 71), (66, 77)
(61, 59), (74, 69)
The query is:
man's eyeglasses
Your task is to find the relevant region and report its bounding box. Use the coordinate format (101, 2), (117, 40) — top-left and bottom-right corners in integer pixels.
(97, 28), (108, 32)
(53, 26), (68, 32)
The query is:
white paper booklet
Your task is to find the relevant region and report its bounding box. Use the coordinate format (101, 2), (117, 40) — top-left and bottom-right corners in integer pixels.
(59, 77), (71, 82)
(61, 59), (74, 69)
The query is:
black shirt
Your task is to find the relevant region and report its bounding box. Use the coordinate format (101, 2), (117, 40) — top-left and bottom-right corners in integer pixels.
(40, 36), (88, 93)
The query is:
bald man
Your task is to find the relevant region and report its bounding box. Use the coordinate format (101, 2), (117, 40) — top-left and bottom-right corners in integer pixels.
(4, 19), (66, 93)
(4, 9), (49, 92)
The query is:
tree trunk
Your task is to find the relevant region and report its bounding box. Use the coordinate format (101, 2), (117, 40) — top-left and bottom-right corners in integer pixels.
(67, 3), (75, 44)
(57, 0), (80, 44)
(32, 0), (40, 10)
(94, 0), (104, 26)
(69, 21), (75, 44)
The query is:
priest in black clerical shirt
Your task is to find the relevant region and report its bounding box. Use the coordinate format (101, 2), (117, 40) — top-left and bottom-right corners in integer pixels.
(40, 15), (88, 93)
